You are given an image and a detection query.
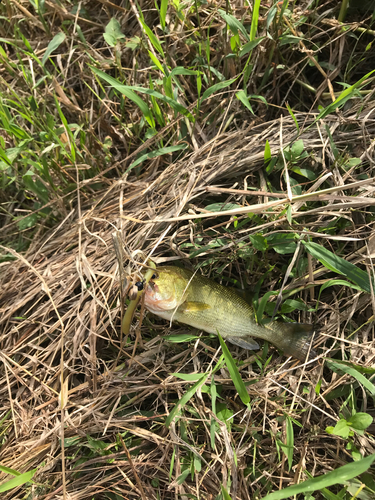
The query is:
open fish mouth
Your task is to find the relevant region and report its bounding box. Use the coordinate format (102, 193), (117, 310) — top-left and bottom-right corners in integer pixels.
(144, 282), (175, 312)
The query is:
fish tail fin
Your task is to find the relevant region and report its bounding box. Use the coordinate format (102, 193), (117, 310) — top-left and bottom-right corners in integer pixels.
(268, 322), (317, 361)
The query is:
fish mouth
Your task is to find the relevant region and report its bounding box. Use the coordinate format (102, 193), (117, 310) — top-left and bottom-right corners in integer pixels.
(144, 283), (176, 312)
(146, 281), (158, 295)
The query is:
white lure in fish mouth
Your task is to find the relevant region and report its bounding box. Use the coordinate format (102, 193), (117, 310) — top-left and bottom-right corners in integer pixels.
(144, 282), (178, 313)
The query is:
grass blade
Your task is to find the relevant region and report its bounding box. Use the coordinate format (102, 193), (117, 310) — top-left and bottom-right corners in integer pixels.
(303, 241), (372, 293)
(285, 415), (294, 471)
(327, 360), (375, 396)
(165, 373), (209, 426)
(201, 77), (238, 102)
(42, 32), (66, 66)
(239, 37), (264, 57)
(217, 332), (250, 405)
(0, 466), (21, 476)
(236, 90), (254, 114)
(262, 453), (375, 500)
(171, 373), (205, 382)
(91, 67), (155, 127)
(249, 0), (261, 41)
(160, 0), (168, 30)
(316, 279), (363, 309)
(139, 19), (165, 57)
(218, 9), (249, 41)
(92, 67), (192, 119)
(221, 484), (233, 500)
(126, 144), (187, 172)
(0, 468), (37, 493)
(314, 69), (375, 122)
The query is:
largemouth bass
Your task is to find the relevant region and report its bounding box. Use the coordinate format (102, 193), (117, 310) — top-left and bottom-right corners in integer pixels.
(144, 266), (316, 361)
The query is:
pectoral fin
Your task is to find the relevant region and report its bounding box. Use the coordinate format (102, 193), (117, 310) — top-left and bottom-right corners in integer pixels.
(226, 337), (260, 350)
(181, 301), (211, 312)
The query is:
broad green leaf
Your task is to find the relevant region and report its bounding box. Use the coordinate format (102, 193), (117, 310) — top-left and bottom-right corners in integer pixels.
(303, 241), (372, 293)
(42, 32), (66, 66)
(217, 332), (250, 405)
(201, 76), (238, 102)
(326, 360), (375, 396)
(250, 234), (268, 252)
(194, 454), (202, 472)
(262, 453), (375, 500)
(165, 373), (209, 426)
(291, 167), (316, 180)
(64, 435), (81, 448)
(0, 468), (37, 493)
(17, 214), (38, 230)
(291, 139), (304, 156)
(126, 144), (187, 172)
(349, 413), (373, 431)
(3, 146), (23, 164)
(326, 419), (351, 439)
(280, 299), (308, 314)
(345, 157), (361, 168)
(268, 233), (297, 254)
(103, 18), (125, 47)
(327, 413), (373, 438)
(125, 36), (141, 50)
(218, 10), (249, 41)
(216, 403), (234, 430)
(22, 171), (49, 204)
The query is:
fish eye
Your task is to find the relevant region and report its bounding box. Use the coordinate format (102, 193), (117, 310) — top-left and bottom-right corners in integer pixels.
(135, 281), (144, 291)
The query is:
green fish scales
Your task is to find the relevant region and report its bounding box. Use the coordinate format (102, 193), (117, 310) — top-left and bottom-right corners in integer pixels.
(144, 266), (316, 361)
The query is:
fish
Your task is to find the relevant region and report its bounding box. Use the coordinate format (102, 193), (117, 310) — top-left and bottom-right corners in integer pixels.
(144, 266), (316, 361)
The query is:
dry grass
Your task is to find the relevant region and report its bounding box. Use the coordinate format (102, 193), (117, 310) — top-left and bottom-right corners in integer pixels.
(2, 100), (375, 498)
(1, 0), (375, 499)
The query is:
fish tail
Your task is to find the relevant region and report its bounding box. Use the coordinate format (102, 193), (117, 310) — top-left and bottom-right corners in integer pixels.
(268, 322), (317, 361)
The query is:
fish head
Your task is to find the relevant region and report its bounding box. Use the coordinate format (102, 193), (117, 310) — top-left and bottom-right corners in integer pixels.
(144, 267), (187, 314)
